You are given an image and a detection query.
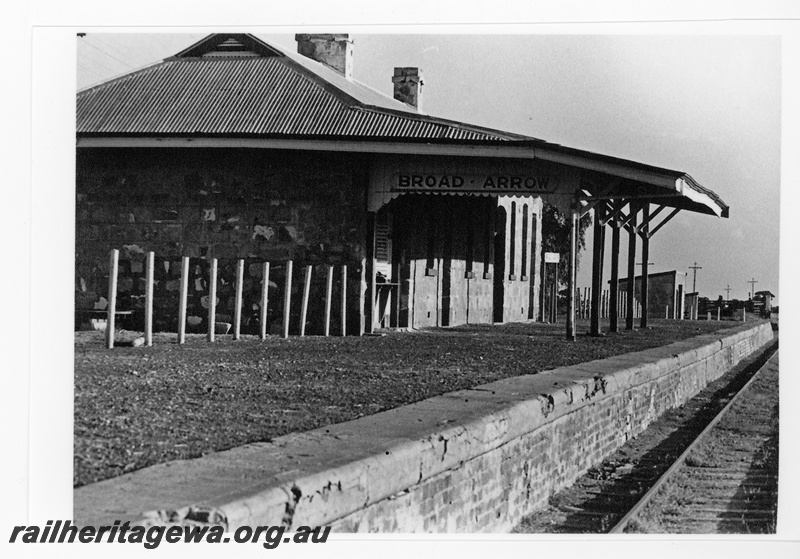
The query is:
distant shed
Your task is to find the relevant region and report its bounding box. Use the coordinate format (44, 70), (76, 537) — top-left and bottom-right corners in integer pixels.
(614, 270), (687, 320)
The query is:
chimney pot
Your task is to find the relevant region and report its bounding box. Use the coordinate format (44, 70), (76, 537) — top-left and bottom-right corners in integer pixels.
(392, 67), (424, 111)
(295, 33), (353, 78)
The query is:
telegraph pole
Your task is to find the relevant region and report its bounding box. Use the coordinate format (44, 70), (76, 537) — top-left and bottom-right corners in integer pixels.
(724, 284), (732, 301)
(688, 262), (702, 293)
(747, 278), (758, 299)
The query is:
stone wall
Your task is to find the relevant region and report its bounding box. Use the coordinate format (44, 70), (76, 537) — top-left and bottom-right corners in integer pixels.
(75, 148), (368, 334)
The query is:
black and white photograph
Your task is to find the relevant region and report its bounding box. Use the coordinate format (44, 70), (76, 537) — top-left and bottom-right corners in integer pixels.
(7, 2), (800, 558)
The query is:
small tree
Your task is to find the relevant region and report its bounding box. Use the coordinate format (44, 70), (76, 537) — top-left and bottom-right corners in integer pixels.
(541, 202), (592, 286)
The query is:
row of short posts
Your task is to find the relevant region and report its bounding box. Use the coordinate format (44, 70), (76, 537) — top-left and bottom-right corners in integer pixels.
(105, 249), (349, 349)
(575, 288), (641, 320)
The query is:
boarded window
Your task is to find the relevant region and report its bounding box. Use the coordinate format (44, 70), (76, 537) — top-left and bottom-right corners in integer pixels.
(509, 202), (517, 277)
(426, 204), (436, 272)
(466, 204), (475, 274)
(375, 211), (392, 279)
(521, 204), (529, 278)
(530, 213), (538, 279)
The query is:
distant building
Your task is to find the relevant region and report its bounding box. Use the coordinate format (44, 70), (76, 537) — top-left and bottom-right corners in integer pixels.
(613, 270), (687, 319)
(752, 290), (775, 317)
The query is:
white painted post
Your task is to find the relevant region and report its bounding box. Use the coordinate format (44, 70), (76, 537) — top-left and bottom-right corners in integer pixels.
(283, 261), (293, 338)
(324, 265), (333, 337)
(359, 258), (366, 336)
(600, 290), (605, 318)
(665, 305), (669, 319)
(106, 249), (119, 349)
(717, 307), (721, 321)
(584, 287), (590, 319)
(707, 311), (711, 321)
(341, 265), (347, 337)
(233, 258), (244, 340)
(259, 262), (270, 340)
(601, 290), (605, 319)
(300, 265), (312, 337)
(144, 251), (154, 346)
(597, 290), (606, 318)
(742, 307), (746, 322)
(207, 258), (217, 343)
(177, 256), (189, 344)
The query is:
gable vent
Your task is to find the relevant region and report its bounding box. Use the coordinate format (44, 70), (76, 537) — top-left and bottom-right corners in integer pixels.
(203, 37), (258, 57)
(173, 34), (283, 59)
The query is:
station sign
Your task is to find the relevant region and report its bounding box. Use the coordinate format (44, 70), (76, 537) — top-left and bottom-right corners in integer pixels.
(367, 155), (580, 212)
(394, 173), (558, 194)
(544, 252), (560, 264)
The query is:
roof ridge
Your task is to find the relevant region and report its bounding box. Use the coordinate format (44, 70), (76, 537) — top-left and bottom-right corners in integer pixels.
(77, 58), (167, 96)
(268, 38), (538, 141)
(351, 104), (537, 141)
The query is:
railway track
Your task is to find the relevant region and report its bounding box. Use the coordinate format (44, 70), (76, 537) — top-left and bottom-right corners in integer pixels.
(513, 338), (779, 534)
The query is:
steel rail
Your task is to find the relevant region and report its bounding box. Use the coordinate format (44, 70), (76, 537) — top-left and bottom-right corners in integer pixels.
(608, 342), (779, 534)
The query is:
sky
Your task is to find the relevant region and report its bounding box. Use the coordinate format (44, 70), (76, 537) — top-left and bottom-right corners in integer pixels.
(76, 32), (782, 303)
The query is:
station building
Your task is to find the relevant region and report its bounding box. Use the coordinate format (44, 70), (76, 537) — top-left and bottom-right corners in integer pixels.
(76, 33), (728, 337)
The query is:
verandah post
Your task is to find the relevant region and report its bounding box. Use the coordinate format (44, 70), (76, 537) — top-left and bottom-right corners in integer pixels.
(626, 206), (637, 330)
(640, 203), (650, 328)
(590, 205), (605, 336)
(566, 207), (578, 341)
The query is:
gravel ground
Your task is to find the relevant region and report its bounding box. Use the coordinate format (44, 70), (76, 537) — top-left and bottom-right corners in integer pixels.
(74, 318), (740, 488)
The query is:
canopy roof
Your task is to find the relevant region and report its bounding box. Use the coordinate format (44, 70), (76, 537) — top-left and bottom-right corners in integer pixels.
(77, 33), (728, 218)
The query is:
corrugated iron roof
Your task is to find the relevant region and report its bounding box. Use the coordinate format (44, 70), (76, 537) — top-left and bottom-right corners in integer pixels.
(76, 34), (533, 142)
(76, 33), (728, 218)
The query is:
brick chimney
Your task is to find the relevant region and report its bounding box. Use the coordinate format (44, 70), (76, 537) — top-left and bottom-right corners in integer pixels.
(392, 67), (424, 111)
(295, 34), (353, 79)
